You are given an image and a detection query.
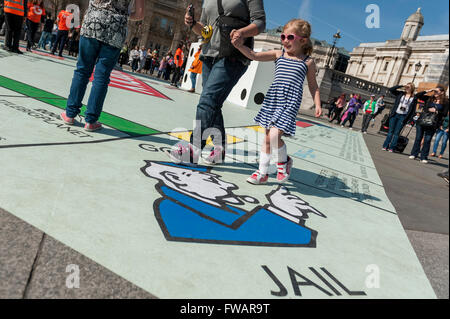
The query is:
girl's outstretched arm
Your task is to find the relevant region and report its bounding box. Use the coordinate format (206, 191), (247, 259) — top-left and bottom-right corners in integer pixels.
(232, 37), (280, 62)
(306, 59), (322, 117)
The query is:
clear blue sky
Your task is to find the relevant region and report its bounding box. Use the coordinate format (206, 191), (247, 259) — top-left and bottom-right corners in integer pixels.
(263, 0), (449, 52)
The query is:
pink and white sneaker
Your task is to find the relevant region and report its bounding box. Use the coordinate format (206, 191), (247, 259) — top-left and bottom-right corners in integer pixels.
(247, 170), (269, 185)
(277, 156), (293, 183)
(84, 122), (103, 132)
(203, 146), (225, 165)
(60, 112), (75, 125)
(168, 143), (199, 165)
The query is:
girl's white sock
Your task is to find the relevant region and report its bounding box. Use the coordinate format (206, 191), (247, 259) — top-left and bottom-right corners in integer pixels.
(275, 144), (288, 163)
(258, 152), (271, 175)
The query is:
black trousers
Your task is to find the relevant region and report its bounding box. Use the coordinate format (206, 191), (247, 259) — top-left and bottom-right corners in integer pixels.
(4, 12), (24, 51)
(0, 14), (5, 34)
(52, 30), (68, 56)
(171, 66), (182, 84)
(26, 19), (39, 50)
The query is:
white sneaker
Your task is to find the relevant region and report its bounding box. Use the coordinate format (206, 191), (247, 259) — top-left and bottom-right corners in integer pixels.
(409, 156), (416, 160)
(247, 170), (269, 185)
(421, 160), (428, 164)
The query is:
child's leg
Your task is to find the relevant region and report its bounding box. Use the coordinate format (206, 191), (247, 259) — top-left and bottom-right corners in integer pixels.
(269, 127), (287, 163)
(259, 130), (272, 175)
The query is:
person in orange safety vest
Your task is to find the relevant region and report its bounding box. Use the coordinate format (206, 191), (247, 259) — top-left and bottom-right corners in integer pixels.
(25, 0), (45, 51)
(187, 45), (203, 93)
(170, 42), (186, 87)
(2, 0), (28, 54)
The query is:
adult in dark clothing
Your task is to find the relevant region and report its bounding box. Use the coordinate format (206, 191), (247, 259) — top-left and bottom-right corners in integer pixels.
(26, 0), (45, 51)
(38, 13), (54, 49)
(329, 94), (346, 124)
(409, 86), (449, 163)
(382, 83), (418, 152)
(327, 97), (337, 119)
(0, 2), (5, 37)
(51, 7), (72, 57)
(3, 0), (28, 54)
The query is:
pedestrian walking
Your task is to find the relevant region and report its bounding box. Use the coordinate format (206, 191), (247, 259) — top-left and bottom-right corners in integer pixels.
(361, 94), (377, 134)
(431, 114), (449, 159)
(169, 0), (267, 166)
(329, 94), (346, 124)
(371, 95), (386, 127)
(158, 56), (167, 78)
(341, 94), (362, 129)
(383, 83), (418, 152)
(3, 0), (28, 54)
(409, 86), (449, 163)
(37, 13), (53, 50)
(51, 6), (72, 57)
(234, 19), (322, 184)
(25, 0), (44, 51)
(130, 46), (140, 72)
(170, 43), (185, 87)
(187, 45), (202, 93)
(118, 44), (129, 67)
(60, 0), (145, 132)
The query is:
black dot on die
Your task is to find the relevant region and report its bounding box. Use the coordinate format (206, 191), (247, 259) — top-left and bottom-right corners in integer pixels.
(241, 89), (247, 101)
(254, 93), (265, 105)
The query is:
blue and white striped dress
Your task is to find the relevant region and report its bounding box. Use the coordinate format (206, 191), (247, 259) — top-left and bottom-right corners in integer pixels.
(255, 51), (309, 136)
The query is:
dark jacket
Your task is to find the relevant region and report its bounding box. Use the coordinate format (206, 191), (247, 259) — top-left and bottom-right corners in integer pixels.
(416, 91), (450, 130)
(388, 85), (418, 126)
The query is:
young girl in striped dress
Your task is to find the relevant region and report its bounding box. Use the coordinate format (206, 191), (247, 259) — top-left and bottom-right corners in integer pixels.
(232, 19), (322, 184)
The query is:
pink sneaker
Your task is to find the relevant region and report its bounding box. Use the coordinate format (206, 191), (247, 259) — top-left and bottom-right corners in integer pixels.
(60, 112), (75, 125)
(84, 122), (103, 132)
(277, 156), (293, 183)
(247, 170), (269, 185)
(168, 143), (199, 165)
(203, 146), (225, 165)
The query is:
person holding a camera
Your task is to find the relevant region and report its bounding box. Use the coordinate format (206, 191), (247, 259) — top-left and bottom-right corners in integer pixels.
(168, 0), (266, 165)
(382, 83), (418, 152)
(409, 85), (449, 163)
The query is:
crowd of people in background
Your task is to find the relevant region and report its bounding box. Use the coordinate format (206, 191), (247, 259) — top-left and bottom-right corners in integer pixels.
(326, 93), (386, 132)
(119, 42), (190, 88)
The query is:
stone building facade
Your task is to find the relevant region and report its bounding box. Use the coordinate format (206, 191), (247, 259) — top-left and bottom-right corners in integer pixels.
(346, 8), (449, 89)
(125, 0), (203, 54)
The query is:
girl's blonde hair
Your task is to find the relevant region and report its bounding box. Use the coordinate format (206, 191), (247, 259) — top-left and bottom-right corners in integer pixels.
(283, 19), (313, 56)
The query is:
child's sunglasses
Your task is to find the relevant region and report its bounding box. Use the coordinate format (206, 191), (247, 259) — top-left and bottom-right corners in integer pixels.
(281, 33), (304, 41)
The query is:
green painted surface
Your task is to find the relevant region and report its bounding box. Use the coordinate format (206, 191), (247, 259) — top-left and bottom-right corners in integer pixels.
(0, 75), (160, 137)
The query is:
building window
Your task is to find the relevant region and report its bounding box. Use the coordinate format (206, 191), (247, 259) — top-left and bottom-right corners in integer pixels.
(360, 64), (366, 74)
(383, 62), (389, 72)
(407, 64), (413, 74)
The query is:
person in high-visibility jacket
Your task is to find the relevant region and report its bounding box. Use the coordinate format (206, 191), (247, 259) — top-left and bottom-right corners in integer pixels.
(3, 0), (28, 54)
(170, 43), (185, 87)
(187, 45), (203, 93)
(26, 0), (45, 51)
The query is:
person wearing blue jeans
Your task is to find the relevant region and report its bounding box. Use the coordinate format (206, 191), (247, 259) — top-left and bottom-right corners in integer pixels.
(60, 0), (145, 132)
(410, 124), (436, 161)
(432, 127), (449, 158)
(64, 36), (121, 130)
(169, 0), (266, 165)
(382, 83), (418, 152)
(190, 57), (248, 150)
(383, 113), (407, 151)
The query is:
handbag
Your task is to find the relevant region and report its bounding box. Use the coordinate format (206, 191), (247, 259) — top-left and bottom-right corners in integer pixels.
(417, 112), (438, 128)
(216, 0), (253, 59)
